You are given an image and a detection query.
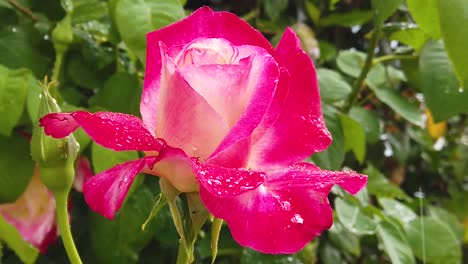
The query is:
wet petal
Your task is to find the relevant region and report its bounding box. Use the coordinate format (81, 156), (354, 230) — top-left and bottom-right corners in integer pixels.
(194, 163), (266, 197)
(249, 28), (331, 167)
(40, 111), (165, 152)
(198, 162), (367, 253)
(83, 156), (159, 220)
(199, 184), (332, 254)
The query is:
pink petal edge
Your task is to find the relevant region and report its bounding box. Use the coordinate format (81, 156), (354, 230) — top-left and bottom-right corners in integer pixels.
(248, 28), (332, 167)
(142, 6), (273, 133)
(40, 111), (165, 152)
(198, 162), (367, 253)
(83, 156), (159, 219)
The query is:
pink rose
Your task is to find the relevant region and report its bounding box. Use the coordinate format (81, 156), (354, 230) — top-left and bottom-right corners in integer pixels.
(39, 7), (366, 254)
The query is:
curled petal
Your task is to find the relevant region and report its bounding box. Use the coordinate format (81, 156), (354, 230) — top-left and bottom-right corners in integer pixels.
(73, 156), (93, 192)
(207, 45), (280, 162)
(198, 162), (367, 253)
(40, 111), (165, 152)
(142, 6), (273, 132)
(156, 45), (229, 159)
(83, 157), (159, 219)
(39, 112), (79, 138)
(147, 146), (199, 193)
(249, 28), (331, 167)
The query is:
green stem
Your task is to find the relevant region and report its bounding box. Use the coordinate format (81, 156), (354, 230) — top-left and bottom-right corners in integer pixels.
(176, 240), (192, 264)
(372, 54), (417, 65)
(52, 52), (64, 83)
(55, 191), (82, 264)
(343, 26), (381, 113)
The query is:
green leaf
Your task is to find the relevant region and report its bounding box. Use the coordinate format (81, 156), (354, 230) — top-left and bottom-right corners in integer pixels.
(88, 184), (160, 264)
(339, 114), (366, 163)
(328, 222), (361, 257)
(419, 40), (468, 121)
(0, 135), (35, 203)
(376, 220), (415, 264)
(310, 105), (344, 170)
(317, 69), (352, 103)
(146, 0), (185, 29)
(349, 106), (381, 144)
(91, 142), (139, 173)
(405, 217), (461, 264)
(114, 0), (184, 62)
(72, 0), (109, 24)
(336, 50), (366, 78)
(240, 248), (303, 264)
(378, 198), (417, 225)
(210, 218), (223, 264)
(318, 40), (337, 63)
(91, 72), (141, 115)
(26, 75), (42, 124)
(407, 0), (440, 39)
(335, 197), (377, 235)
(371, 0), (404, 25)
(141, 193), (166, 231)
(321, 10), (373, 27)
(367, 64), (423, 126)
(66, 53), (103, 90)
(0, 66), (29, 136)
(390, 27), (429, 52)
(320, 243), (342, 264)
(429, 206), (464, 241)
(304, 0), (320, 25)
(264, 0), (288, 21)
(0, 214), (39, 264)
(114, 0), (153, 62)
(0, 26), (49, 77)
(363, 166), (410, 200)
(438, 0), (468, 87)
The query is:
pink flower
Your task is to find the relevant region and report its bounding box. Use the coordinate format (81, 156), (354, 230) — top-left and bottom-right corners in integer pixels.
(0, 168), (57, 253)
(39, 7), (367, 254)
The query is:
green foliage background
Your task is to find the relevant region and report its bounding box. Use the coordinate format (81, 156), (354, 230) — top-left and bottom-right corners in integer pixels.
(0, 0), (467, 263)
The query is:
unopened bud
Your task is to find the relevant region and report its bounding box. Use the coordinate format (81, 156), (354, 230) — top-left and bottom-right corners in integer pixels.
(31, 78), (79, 193)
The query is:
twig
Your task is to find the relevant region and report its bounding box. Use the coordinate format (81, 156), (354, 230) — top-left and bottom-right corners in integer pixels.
(343, 26), (381, 113)
(7, 0), (38, 21)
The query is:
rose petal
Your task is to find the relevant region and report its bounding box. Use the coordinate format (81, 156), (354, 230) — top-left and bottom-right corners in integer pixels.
(194, 163), (266, 197)
(206, 68), (289, 168)
(39, 112), (79, 138)
(40, 111), (165, 152)
(0, 170), (57, 252)
(146, 146), (199, 193)
(73, 156), (93, 192)
(249, 28), (331, 167)
(198, 162), (366, 253)
(142, 7), (273, 132)
(266, 163), (368, 195)
(156, 45), (230, 159)
(180, 58), (254, 127)
(199, 183), (332, 254)
(83, 156), (159, 219)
